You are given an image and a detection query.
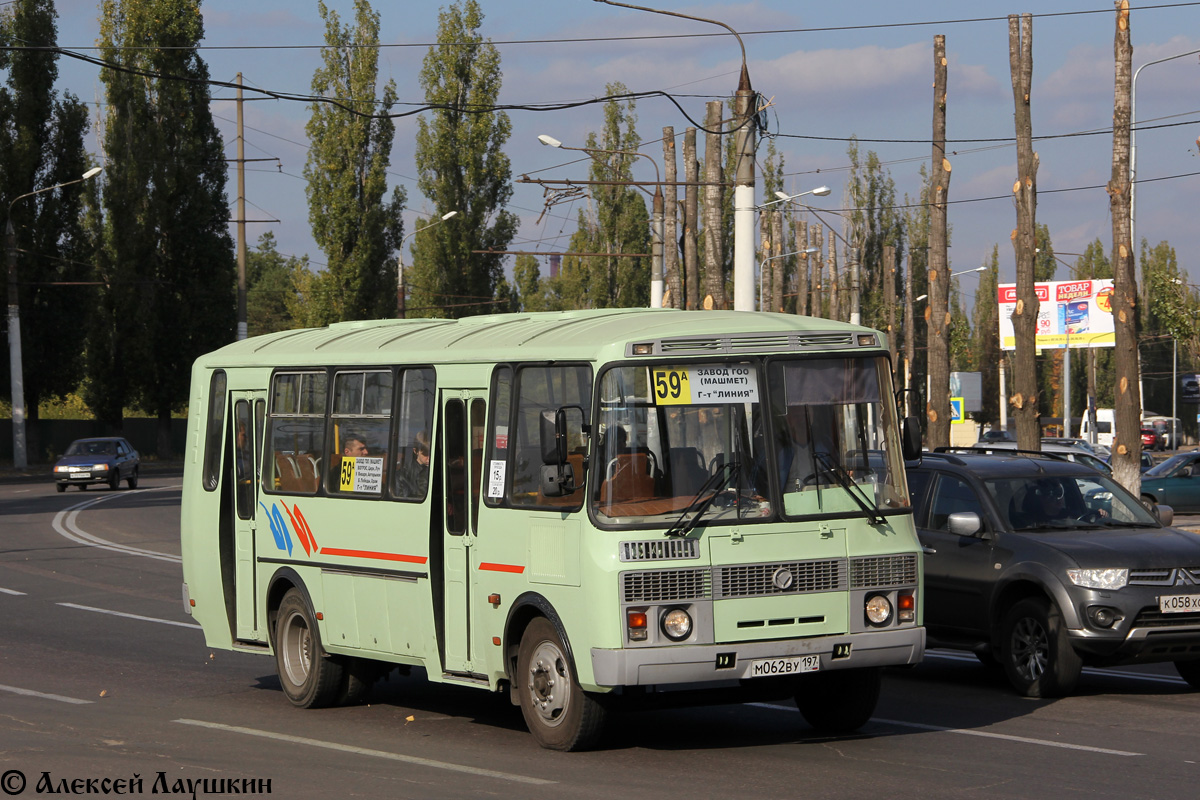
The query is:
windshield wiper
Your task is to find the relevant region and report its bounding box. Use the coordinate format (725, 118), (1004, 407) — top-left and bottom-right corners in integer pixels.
(664, 462), (739, 538)
(813, 453), (885, 525)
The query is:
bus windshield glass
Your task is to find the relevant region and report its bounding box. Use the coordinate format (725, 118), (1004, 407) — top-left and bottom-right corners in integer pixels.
(593, 362), (771, 526)
(768, 356), (907, 518)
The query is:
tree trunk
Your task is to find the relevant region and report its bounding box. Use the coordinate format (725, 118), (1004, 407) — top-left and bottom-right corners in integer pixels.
(828, 246), (841, 322)
(663, 126), (681, 308)
(702, 102), (725, 308)
(927, 33), (954, 449)
(884, 244), (897, 375)
(1109, 0), (1142, 492)
(1008, 15), (1042, 451)
(811, 223), (823, 318)
(683, 128), (700, 310)
(904, 249), (916, 416)
(795, 219), (809, 316)
(771, 211), (784, 312)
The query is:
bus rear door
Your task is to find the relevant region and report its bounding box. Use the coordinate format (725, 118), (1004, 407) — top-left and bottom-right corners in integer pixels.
(230, 392), (265, 641)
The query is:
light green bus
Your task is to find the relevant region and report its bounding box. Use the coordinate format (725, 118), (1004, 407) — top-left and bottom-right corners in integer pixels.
(180, 308), (925, 750)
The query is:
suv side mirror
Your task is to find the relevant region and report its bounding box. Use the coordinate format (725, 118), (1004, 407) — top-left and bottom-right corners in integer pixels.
(901, 416), (922, 461)
(947, 511), (983, 537)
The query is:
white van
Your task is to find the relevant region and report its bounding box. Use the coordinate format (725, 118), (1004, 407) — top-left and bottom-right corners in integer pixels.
(1079, 408), (1114, 448)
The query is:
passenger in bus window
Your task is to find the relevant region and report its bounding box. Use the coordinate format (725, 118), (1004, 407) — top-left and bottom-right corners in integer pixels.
(396, 431), (430, 498)
(343, 436), (369, 458)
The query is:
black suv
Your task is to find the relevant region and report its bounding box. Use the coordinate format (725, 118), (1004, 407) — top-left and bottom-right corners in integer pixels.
(907, 449), (1200, 697)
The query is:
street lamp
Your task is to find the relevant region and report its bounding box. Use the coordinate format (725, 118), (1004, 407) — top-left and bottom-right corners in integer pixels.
(759, 247), (818, 312)
(538, 134), (665, 307)
(7, 166), (103, 470)
(913, 265), (986, 302)
(1131, 48), (1200, 290)
(397, 210), (457, 318)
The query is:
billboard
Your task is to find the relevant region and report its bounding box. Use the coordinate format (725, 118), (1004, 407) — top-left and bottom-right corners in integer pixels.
(998, 279), (1115, 350)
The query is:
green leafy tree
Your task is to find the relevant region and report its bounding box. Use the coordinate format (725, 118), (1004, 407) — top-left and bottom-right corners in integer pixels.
(970, 246), (1001, 426)
(246, 231), (305, 335)
(304, 0), (405, 324)
(95, 0), (235, 455)
(0, 0), (91, 459)
(557, 83), (649, 309)
(845, 139), (904, 334)
(410, 0), (516, 318)
(1141, 239), (1195, 428)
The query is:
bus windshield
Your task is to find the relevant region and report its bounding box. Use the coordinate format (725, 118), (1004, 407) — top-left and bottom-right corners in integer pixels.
(592, 356), (907, 527)
(767, 356), (907, 519)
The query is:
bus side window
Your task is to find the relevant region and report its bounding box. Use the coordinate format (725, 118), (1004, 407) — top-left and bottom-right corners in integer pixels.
(328, 370), (393, 496)
(508, 364), (591, 508)
(391, 368), (436, 502)
(263, 371), (328, 496)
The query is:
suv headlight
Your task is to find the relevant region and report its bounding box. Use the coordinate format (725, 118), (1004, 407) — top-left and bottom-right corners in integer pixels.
(1067, 568), (1128, 590)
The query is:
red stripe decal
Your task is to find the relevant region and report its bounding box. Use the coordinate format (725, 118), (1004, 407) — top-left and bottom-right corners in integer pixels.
(319, 547), (428, 564)
(479, 562), (525, 574)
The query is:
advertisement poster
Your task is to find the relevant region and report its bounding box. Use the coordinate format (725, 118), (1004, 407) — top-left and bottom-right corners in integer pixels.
(998, 279), (1115, 350)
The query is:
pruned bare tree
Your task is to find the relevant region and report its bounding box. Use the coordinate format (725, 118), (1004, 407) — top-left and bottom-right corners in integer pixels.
(927, 33), (954, 448)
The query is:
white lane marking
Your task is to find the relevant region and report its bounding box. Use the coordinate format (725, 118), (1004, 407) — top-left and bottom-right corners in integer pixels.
(925, 649), (1188, 686)
(58, 602), (201, 630)
(750, 703), (1143, 756)
(51, 486), (182, 563)
(0, 587), (27, 595)
(0, 683), (94, 705)
(173, 719), (556, 785)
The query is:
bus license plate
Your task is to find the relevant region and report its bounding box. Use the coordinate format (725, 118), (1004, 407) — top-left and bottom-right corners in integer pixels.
(1159, 594), (1200, 613)
(745, 655), (820, 678)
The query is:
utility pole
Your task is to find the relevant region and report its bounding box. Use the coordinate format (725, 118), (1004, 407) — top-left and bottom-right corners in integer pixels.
(1110, 0), (1143, 491)
(884, 244), (897, 374)
(928, 33), (954, 448)
(235, 73), (247, 341)
(904, 249), (916, 415)
(732, 65), (756, 311)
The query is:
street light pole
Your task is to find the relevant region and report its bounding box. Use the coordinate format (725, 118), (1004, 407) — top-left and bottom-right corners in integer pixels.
(758, 247), (818, 312)
(538, 135), (664, 306)
(7, 167), (103, 469)
(397, 210), (457, 318)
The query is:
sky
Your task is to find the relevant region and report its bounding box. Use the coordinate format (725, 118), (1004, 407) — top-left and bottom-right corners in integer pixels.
(46, 0), (1200, 311)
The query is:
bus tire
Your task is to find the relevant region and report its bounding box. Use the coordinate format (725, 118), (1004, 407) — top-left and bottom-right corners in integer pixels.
(516, 617), (605, 751)
(795, 667), (881, 734)
(275, 588), (344, 709)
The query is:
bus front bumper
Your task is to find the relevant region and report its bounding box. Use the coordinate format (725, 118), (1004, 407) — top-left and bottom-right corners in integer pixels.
(591, 626), (925, 687)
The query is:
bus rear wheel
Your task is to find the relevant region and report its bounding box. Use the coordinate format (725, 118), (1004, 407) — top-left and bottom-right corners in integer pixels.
(795, 667), (881, 734)
(516, 617), (605, 751)
(275, 588), (344, 709)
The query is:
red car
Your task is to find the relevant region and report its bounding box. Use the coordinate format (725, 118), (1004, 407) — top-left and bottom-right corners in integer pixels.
(1140, 428), (1159, 449)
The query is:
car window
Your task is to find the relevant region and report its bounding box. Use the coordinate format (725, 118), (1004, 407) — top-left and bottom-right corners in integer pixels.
(907, 470), (934, 527)
(1145, 453), (1192, 478)
(928, 475), (986, 533)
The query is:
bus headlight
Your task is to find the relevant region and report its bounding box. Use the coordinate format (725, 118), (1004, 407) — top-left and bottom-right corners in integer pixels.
(865, 594), (893, 627)
(661, 607), (692, 641)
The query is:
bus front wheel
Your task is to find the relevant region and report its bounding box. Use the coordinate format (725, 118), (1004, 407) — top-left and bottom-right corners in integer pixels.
(795, 667), (881, 734)
(275, 588), (344, 709)
(516, 617), (605, 751)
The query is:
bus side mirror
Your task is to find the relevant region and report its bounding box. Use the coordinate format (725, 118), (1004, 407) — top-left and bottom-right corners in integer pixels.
(901, 415), (922, 461)
(540, 409), (568, 466)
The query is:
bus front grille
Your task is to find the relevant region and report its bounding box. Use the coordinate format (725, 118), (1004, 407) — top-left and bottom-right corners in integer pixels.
(850, 554), (919, 588)
(620, 539), (700, 562)
(622, 568), (712, 603)
(714, 559), (845, 598)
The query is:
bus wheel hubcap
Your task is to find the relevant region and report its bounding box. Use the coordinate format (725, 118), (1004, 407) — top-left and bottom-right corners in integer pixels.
(527, 642), (568, 725)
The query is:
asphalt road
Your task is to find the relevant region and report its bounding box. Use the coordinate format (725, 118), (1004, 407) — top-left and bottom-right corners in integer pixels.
(2, 476), (1200, 799)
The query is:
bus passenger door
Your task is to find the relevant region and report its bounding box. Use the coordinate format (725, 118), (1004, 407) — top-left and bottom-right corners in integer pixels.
(440, 391), (486, 673)
(230, 392), (265, 641)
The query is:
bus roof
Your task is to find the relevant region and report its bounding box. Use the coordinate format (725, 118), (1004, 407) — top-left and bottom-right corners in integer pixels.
(195, 308), (879, 369)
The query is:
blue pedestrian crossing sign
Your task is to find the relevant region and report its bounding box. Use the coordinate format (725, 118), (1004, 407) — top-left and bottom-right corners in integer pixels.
(950, 397), (965, 423)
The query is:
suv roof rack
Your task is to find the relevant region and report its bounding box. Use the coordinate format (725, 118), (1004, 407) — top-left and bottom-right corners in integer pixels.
(934, 446), (1073, 464)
